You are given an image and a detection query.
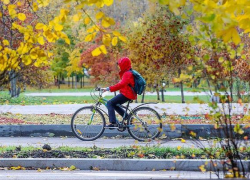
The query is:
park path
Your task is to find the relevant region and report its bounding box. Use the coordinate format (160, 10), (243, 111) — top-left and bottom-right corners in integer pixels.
(0, 103), (248, 115)
(0, 137), (209, 148)
(0, 170), (221, 180)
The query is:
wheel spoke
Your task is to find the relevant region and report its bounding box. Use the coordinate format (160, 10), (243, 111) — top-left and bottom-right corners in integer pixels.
(71, 107), (105, 141)
(128, 107), (162, 141)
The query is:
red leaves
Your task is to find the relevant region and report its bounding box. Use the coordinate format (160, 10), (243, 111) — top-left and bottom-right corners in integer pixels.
(0, 117), (37, 125)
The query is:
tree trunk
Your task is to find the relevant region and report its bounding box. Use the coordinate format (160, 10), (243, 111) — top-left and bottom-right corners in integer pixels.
(57, 75), (60, 89)
(82, 75), (84, 87)
(68, 77), (70, 87)
(236, 78), (241, 99)
(206, 78), (213, 96)
(10, 71), (18, 97)
(75, 75), (77, 89)
(156, 88), (160, 100)
(178, 68), (185, 103)
(80, 77), (83, 88)
(141, 91), (145, 103)
(161, 88), (165, 102)
(72, 76), (73, 88)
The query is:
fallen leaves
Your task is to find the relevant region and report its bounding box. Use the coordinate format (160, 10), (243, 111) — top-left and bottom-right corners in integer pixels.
(11, 166), (26, 170)
(61, 165), (77, 171)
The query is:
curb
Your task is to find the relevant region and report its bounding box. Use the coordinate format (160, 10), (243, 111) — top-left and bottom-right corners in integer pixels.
(0, 158), (249, 171)
(0, 124), (181, 138)
(0, 124), (249, 138)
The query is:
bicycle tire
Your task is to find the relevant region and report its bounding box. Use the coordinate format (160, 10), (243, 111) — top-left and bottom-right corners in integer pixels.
(71, 106), (106, 141)
(127, 106), (162, 141)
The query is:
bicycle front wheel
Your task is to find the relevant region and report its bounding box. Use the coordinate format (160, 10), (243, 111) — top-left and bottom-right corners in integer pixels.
(71, 106), (106, 141)
(127, 107), (162, 141)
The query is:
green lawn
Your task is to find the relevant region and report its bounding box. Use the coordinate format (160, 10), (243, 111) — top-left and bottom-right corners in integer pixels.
(0, 90), (211, 105)
(1, 89), (249, 105)
(4, 82), (210, 93)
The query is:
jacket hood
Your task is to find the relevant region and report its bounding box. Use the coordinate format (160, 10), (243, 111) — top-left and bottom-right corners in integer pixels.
(118, 57), (131, 73)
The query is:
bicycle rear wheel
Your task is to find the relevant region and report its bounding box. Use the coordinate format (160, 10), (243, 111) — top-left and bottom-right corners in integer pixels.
(127, 107), (162, 141)
(71, 106), (105, 141)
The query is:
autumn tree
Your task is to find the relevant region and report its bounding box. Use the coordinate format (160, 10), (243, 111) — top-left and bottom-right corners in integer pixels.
(126, 4), (193, 102)
(0, 0), (70, 97)
(1, 0), (125, 95)
(157, 0), (250, 177)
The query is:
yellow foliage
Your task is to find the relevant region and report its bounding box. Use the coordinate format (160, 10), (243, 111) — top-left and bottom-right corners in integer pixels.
(85, 33), (96, 42)
(84, 17), (91, 25)
(38, 36), (45, 45)
(33, 2), (38, 12)
(112, 31), (121, 36)
(35, 23), (44, 30)
(102, 17), (115, 28)
(102, 34), (111, 46)
(54, 24), (63, 31)
(37, 0), (50, 7)
(73, 14), (81, 22)
(199, 165), (206, 172)
(96, 12), (104, 20)
(103, 0), (113, 6)
(118, 36), (127, 42)
(2, 0), (10, 5)
(22, 56), (32, 66)
(87, 27), (95, 33)
(17, 13), (26, 21)
(181, 138), (186, 143)
(3, 40), (9, 46)
(112, 37), (118, 46)
(99, 45), (107, 54)
(92, 47), (102, 56)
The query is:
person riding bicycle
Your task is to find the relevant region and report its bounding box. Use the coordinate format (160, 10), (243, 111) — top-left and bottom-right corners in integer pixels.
(101, 57), (137, 128)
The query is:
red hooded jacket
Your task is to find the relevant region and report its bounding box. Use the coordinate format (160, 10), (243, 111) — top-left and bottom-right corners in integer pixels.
(109, 57), (137, 100)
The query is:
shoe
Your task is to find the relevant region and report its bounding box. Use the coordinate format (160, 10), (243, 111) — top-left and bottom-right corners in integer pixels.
(105, 123), (118, 130)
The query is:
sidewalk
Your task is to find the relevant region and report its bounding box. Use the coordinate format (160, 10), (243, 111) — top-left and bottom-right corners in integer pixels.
(0, 137), (207, 148)
(1, 137), (249, 178)
(0, 170), (224, 180)
(0, 103), (248, 115)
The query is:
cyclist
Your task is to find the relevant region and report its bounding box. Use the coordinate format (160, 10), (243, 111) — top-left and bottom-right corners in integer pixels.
(101, 57), (137, 128)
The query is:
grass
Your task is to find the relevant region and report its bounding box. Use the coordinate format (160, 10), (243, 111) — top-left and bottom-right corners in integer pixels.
(0, 145), (249, 159)
(1, 90), (248, 105)
(2, 82), (209, 93)
(0, 90), (212, 105)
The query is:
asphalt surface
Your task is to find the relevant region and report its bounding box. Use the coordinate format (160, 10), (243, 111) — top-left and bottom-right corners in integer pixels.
(0, 137), (211, 148)
(0, 103), (248, 115)
(0, 170), (224, 180)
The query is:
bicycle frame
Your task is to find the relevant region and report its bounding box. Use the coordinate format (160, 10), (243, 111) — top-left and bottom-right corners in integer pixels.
(90, 90), (158, 126)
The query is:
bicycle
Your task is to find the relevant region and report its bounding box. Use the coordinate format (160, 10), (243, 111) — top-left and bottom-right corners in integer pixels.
(71, 87), (162, 141)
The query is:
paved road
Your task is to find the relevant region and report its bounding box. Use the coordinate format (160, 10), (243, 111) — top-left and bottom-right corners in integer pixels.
(0, 137), (213, 148)
(24, 91), (214, 97)
(0, 170), (223, 180)
(0, 103), (248, 115)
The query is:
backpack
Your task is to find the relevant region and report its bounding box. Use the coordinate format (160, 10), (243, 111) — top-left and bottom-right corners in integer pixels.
(129, 69), (146, 95)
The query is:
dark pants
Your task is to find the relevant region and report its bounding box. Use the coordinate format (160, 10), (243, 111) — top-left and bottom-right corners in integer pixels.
(107, 94), (130, 124)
